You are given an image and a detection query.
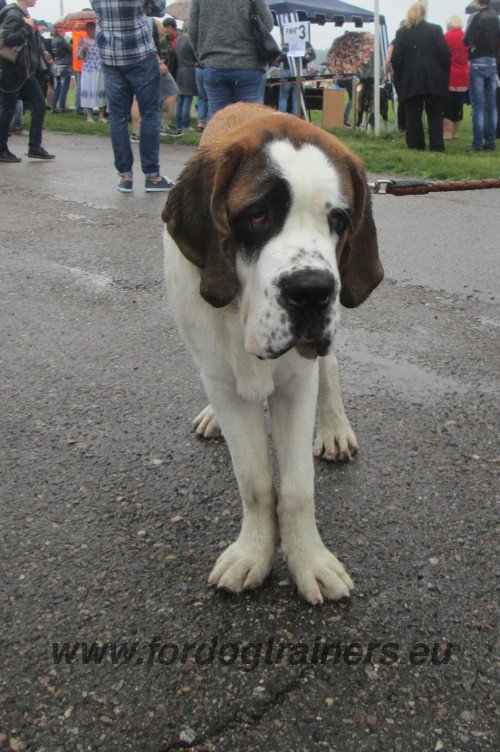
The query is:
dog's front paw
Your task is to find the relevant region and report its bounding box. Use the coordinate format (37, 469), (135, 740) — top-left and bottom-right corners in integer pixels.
(209, 537), (275, 593)
(193, 404), (222, 439)
(285, 545), (354, 605)
(313, 418), (358, 462)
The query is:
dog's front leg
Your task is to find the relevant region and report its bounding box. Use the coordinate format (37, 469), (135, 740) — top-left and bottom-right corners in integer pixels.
(270, 367), (354, 605)
(203, 379), (278, 593)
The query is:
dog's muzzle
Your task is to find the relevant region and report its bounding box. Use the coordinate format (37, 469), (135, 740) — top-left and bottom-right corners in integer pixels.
(278, 269), (337, 358)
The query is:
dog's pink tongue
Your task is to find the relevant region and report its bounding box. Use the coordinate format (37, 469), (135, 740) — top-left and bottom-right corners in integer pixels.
(295, 343), (318, 360)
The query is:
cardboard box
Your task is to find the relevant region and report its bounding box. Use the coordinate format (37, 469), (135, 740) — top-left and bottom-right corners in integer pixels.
(321, 89), (345, 128)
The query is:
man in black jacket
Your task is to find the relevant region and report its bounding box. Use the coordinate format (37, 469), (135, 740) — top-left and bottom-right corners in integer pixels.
(0, 0), (55, 162)
(464, 0), (499, 150)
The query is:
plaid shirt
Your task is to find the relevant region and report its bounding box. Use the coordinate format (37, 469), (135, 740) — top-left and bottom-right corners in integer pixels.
(90, 0), (166, 66)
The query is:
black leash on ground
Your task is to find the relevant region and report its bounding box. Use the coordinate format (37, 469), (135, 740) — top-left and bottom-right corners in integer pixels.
(368, 178), (500, 196)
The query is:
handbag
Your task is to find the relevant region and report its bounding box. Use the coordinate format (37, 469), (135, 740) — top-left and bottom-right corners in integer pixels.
(0, 27), (25, 64)
(250, 0), (280, 65)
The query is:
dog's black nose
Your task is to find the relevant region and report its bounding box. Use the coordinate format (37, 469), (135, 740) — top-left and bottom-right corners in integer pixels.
(279, 270), (336, 309)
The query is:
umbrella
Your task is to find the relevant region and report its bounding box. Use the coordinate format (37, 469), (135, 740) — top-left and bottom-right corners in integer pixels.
(54, 10), (97, 32)
(165, 1), (191, 24)
(327, 30), (373, 75)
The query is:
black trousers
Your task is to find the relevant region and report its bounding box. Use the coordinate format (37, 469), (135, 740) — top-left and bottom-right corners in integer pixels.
(443, 90), (465, 123)
(403, 94), (445, 152)
(0, 75), (46, 152)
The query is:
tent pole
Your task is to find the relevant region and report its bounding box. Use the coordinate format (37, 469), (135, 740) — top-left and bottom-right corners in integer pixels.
(374, 0), (381, 135)
(294, 58), (304, 119)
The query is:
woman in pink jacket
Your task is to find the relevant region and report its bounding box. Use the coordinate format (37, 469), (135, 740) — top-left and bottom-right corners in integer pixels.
(443, 15), (469, 140)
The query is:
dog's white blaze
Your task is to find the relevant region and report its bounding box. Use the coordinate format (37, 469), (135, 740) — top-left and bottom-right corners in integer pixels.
(268, 140), (347, 222)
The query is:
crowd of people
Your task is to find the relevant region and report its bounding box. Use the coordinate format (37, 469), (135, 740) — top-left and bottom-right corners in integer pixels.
(389, 0), (499, 153)
(0, 0), (498, 186)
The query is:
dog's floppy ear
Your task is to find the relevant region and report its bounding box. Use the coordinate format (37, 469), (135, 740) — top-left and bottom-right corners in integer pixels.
(162, 143), (243, 308)
(337, 156), (384, 308)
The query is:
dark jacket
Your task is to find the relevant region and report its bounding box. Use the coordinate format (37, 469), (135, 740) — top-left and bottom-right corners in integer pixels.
(0, 3), (41, 92)
(392, 20), (451, 102)
(175, 33), (197, 96)
(463, 7), (500, 60)
(51, 35), (72, 67)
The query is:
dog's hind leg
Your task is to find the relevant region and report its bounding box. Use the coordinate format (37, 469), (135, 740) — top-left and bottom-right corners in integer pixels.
(313, 352), (358, 462)
(195, 354), (358, 462)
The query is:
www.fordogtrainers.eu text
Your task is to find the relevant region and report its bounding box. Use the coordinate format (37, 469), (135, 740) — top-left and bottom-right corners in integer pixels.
(52, 637), (455, 671)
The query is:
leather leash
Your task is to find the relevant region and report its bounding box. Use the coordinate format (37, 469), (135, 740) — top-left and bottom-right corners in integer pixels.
(368, 178), (500, 196)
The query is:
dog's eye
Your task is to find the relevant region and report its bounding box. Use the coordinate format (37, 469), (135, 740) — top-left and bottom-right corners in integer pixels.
(249, 210), (267, 229)
(328, 210), (348, 234)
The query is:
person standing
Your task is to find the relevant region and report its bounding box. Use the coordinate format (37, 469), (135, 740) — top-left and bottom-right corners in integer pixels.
(41, 18), (54, 107)
(72, 28), (86, 115)
(391, 2), (451, 152)
(463, 0), (499, 151)
(383, 20), (407, 131)
(77, 21), (106, 123)
(278, 42), (316, 117)
(34, 18), (51, 104)
(443, 16), (469, 141)
(158, 18), (180, 134)
(50, 26), (72, 113)
(0, 0), (55, 162)
(160, 17), (178, 79)
(188, 0), (275, 120)
(174, 25), (197, 132)
(90, 0), (174, 192)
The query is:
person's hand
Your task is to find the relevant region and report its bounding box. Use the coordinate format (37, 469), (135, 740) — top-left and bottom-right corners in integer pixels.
(159, 62), (168, 76)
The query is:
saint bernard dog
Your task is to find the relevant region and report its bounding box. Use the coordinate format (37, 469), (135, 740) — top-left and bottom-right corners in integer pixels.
(162, 103), (383, 604)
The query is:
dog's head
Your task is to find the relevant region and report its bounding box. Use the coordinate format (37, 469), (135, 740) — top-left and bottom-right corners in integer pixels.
(162, 105), (383, 360)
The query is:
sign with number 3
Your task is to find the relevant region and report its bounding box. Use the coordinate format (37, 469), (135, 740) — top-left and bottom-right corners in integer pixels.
(282, 21), (310, 57)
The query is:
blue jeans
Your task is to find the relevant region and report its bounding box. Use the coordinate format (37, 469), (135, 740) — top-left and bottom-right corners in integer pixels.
(278, 73), (299, 116)
(176, 94), (193, 130)
(469, 57), (498, 149)
(203, 68), (265, 120)
(51, 66), (72, 111)
(102, 54), (161, 178)
(13, 99), (23, 129)
(195, 67), (208, 125)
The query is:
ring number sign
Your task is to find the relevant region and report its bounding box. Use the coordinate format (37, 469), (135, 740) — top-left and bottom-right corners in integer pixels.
(282, 21), (310, 57)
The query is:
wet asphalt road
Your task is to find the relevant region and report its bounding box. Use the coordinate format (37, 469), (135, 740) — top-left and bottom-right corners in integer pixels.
(0, 132), (498, 752)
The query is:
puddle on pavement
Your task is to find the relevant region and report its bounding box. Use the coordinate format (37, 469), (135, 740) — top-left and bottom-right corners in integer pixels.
(342, 349), (463, 397)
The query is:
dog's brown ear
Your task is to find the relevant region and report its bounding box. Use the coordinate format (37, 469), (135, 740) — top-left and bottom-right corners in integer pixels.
(337, 156), (384, 308)
(162, 144), (243, 308)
